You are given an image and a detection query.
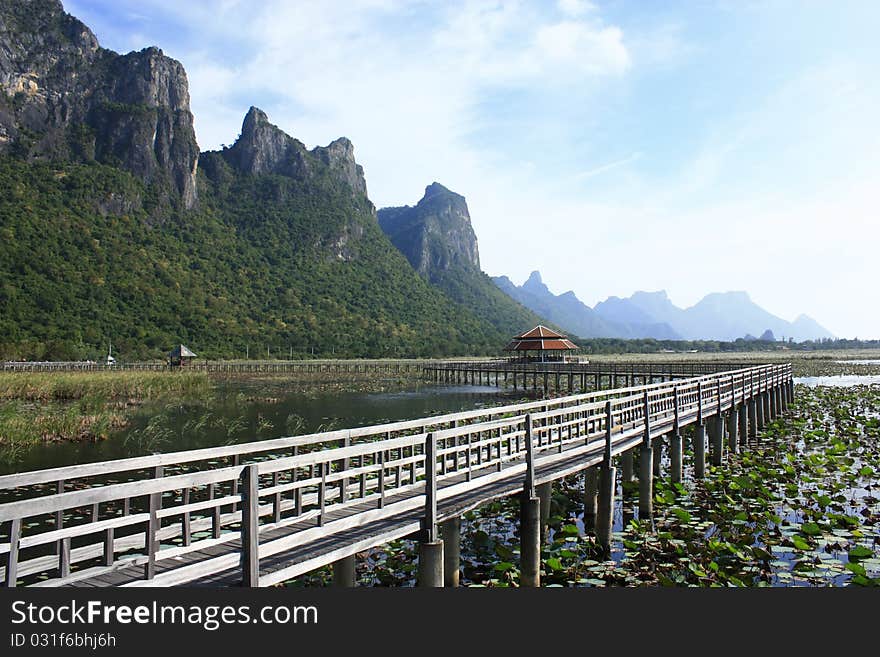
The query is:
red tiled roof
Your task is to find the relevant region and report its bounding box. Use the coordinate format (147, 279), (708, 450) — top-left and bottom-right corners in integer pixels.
(504, 325), (577, 350)
(517, 325), (565, 339)
(503, 338), (578, 351)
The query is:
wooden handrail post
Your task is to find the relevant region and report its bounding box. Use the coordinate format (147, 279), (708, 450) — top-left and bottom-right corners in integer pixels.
(524, 414), (535, 497)
(604, 402), (613, 465)
(240, 464), (260, 587)
(4, 518), (21, 588)
(424, 433), (438, 543)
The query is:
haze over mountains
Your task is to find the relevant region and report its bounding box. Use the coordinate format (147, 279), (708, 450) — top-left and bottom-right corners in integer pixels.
(494, 274), (834, 343)
(0, 1), (834, 360)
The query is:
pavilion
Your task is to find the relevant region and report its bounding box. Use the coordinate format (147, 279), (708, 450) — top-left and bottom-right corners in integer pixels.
(168, 344), (198, 367)
(503, 325), (578, 363)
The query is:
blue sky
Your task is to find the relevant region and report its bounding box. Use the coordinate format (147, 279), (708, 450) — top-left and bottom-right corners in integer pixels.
(64, 0), (880, 338)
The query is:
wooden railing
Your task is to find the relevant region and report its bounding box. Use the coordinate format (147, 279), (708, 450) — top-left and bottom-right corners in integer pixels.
(0, 363), (792, 587)
(0, 359), (429, 374)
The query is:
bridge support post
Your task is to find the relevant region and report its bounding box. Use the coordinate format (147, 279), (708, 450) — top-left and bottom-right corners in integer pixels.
(670, 432), (682, 484)
(638, 442), (653, 522)
(596, 465), (616, 552)
(652, 435), (663, 477)
(520, 493), (542, 587)
(769, 388), (777, 419)
(728, 407), (739, 455)
(738, 404), (748, 451)
(711, 413), (724, 466)
(621, 449), (634, 484)
(756, 394), (765, 431)
(537, 482), (552, 539)
(583, 466), (598, 529)
(418, 540), (444, 587)
(419, 432), (444, 587)
(332, 555), (356, 587)
(440, 517), (461, 587)
(694, 423), (706, 478)
(763, 391), (771, 425)
(749, 398), (758, 437)
(596, 401), (616, 552)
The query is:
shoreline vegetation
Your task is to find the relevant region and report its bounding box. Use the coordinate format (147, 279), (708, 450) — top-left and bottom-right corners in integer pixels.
(0, 371), (211, 458)
(0, 351), (878, 455)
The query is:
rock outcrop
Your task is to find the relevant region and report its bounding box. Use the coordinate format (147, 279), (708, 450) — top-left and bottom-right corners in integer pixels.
(0, 0), (199, 208)
(378, 182), (480, 280)
(219, 106), (367, 198)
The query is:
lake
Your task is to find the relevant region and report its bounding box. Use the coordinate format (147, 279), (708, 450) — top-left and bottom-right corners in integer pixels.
(2, 382), (524, 476)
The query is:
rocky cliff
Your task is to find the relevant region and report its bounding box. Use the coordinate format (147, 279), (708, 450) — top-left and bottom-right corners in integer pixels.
(379, 184), (548, 336)
(214, 106), (368, 199)
(378, 182), (480, 280)
(0, 0), (199, 208)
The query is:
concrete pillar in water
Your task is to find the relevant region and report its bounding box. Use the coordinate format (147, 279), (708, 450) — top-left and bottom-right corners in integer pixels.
(749, 398), (758, 437)
(711, 413), (725, 466)
(417, 540), (444, 587)
(738, 404), (748, 451)
(621, 449), (634, 484)
(670, 432), (683, 484)
(536, 482), (552, 537)
(728, 406), (739, 454)
(652, 435), (663, 477)
(583, 466), (598, 529)
(596, 465), (616, 552)
(769, 387), (777, 419)
(755, 394), (765, 431)
(638, 442), (653, 521)
(520, 493), (541, 587)
(440, 517), (461, 587)
(693, 423), (706, 479)
(332, 554), (356, 587)
(763, 392), (771, 425)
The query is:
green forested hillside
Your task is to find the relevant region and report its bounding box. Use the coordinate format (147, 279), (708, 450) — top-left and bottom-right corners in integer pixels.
(0, 156), (512, 360)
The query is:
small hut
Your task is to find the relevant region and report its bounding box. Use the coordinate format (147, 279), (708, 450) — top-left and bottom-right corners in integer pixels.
(168, 344), (197, 368)
(503, 325), (578, 363)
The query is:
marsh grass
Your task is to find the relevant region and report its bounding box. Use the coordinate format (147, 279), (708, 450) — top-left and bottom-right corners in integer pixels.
(0, 371), (211, 457)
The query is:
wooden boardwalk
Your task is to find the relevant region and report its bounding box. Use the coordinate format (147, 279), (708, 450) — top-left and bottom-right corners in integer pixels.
(1, 359), (426, 374)
(424, 359), (755, 394)
(0, 363), (793, 587)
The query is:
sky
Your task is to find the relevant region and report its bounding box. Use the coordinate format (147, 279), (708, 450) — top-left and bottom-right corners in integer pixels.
(64, 0), (880, 339)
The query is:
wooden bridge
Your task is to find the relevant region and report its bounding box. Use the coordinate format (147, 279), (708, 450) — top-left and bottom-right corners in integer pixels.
(0, 363), (793, 588)
(424, 359), (757, 394)
(0, 359), (426, 374)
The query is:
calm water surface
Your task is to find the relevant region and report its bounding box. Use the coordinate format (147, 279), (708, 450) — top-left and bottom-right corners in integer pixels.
(4, 383), (522, 476)
(795, 375), (880, 387)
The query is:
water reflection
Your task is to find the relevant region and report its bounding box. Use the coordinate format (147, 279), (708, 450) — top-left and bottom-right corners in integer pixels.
(3, 383), (521, 476)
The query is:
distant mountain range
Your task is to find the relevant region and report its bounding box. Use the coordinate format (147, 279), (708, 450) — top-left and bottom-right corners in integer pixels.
(0, 1), (835, 359)
(493, 274), (834, 343)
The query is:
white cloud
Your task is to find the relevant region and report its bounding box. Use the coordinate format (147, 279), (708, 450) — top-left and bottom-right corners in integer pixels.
(557, 0), (596, 18)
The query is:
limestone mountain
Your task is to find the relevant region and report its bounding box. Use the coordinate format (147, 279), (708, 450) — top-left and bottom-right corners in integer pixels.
(215, 106), (367, 198)
(595, 289), (834, 342)
(594, 290), (684, 340)
(494, 271), (621, 339)
(378, 184), (546, 337)
(0, 0), (199, 208)
(0, 1), (534, 360)
(789, 314), (835, 342)
(379, 182), (480, 278)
